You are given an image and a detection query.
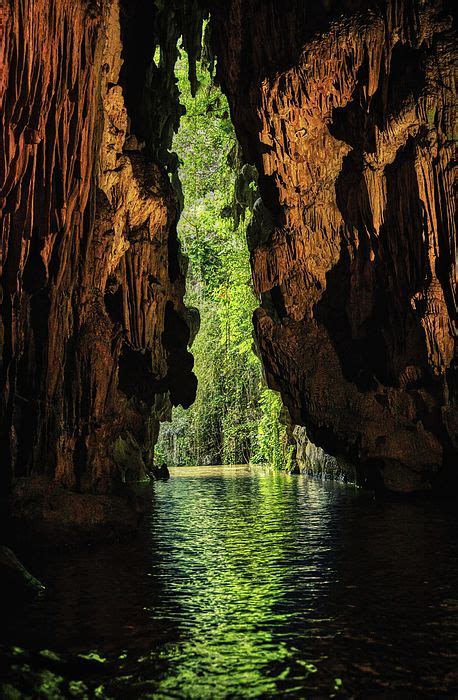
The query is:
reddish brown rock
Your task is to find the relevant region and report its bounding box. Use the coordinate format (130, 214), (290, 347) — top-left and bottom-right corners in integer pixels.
(0, 0), (197, 529)
(212, 0), (457, 492)
(8, 476), (146, 547)
(0, 0), (456, 516)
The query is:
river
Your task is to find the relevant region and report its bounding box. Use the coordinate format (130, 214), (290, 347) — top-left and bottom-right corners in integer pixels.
(2, 465), (457, 697)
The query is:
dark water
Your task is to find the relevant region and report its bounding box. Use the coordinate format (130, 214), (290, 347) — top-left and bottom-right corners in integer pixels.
(2, 466), (458, 698)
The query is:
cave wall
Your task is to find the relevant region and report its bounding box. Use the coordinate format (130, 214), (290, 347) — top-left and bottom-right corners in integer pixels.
(0, 0), (197, 504)
(212, 0), (457, 492)
(1, 0), (456, 508)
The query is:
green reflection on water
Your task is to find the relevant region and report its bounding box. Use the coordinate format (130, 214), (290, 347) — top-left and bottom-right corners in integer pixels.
(148, 468), (317, 697)
(4, 466), (452, 697)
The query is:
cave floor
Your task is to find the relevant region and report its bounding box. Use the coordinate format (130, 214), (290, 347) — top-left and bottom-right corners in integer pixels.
(1, 466), (457, 698)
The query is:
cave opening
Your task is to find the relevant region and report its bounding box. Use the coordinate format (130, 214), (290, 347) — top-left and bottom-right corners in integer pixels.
(1, 1), (457, 697)
(155, 41), (293, 470)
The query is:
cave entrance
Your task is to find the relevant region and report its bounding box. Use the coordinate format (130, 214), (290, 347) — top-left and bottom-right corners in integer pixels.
(155, 46), (292, 470)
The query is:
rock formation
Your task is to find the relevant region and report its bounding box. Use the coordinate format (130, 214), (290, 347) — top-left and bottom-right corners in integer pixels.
(0, 0), (456, 530)
(0, 0), (199, 533)
(212, 0), (457, 492)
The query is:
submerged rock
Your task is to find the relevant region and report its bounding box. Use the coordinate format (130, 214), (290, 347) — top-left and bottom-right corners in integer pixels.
(0, 546), (45, 597)
(8, 477), (149, 548)
(149, 464), (171, 481)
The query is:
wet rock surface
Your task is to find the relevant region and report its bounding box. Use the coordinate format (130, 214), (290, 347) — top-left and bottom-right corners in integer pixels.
(149, 463), (171, 481)
(7, 477), (150, 548)
(0, 546), (45, 598)
(292, 426), (359, 484)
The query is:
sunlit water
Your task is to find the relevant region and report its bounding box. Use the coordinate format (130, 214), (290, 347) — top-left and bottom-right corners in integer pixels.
(2, 465), (458, 697)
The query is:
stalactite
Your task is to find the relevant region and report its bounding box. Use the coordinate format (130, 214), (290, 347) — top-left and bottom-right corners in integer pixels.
(0, 0), (203, 537)
(211, 0), (457, 492)
(0, 0), (456, 536)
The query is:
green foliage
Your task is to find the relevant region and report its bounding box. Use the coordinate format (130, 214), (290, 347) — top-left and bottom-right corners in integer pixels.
(251, 389), (294, 470)
(156, 46), (293, 468)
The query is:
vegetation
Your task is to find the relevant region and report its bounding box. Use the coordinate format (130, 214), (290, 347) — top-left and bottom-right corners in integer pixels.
(155, 47), (292, 468)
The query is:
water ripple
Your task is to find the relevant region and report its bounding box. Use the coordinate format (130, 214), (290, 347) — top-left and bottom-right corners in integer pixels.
(2, 465), (457, 698)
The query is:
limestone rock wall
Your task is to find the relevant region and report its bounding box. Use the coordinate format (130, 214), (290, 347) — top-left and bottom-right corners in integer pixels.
(212, 0), (457, 492)
(0, 0), (196, 500)
(1, 0), (456, 505)
(292, 426), (359, 484)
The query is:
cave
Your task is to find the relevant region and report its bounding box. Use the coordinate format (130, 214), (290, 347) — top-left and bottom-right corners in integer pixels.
(0, 0), (457, 696)
(1, 0), (456, 510)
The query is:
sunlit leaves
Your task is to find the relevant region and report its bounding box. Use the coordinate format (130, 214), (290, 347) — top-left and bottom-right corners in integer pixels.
(156, 49), (293, 469)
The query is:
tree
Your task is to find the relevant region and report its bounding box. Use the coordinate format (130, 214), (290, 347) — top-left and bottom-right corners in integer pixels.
(156, 46), (293, 469)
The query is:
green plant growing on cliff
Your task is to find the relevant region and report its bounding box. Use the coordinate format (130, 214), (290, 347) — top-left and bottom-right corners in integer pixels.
(156, 45), (293, 468)
(252, 389), (294, 470)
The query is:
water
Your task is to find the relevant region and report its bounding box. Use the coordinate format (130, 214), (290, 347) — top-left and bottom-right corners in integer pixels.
(2, 465), (457, 697)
